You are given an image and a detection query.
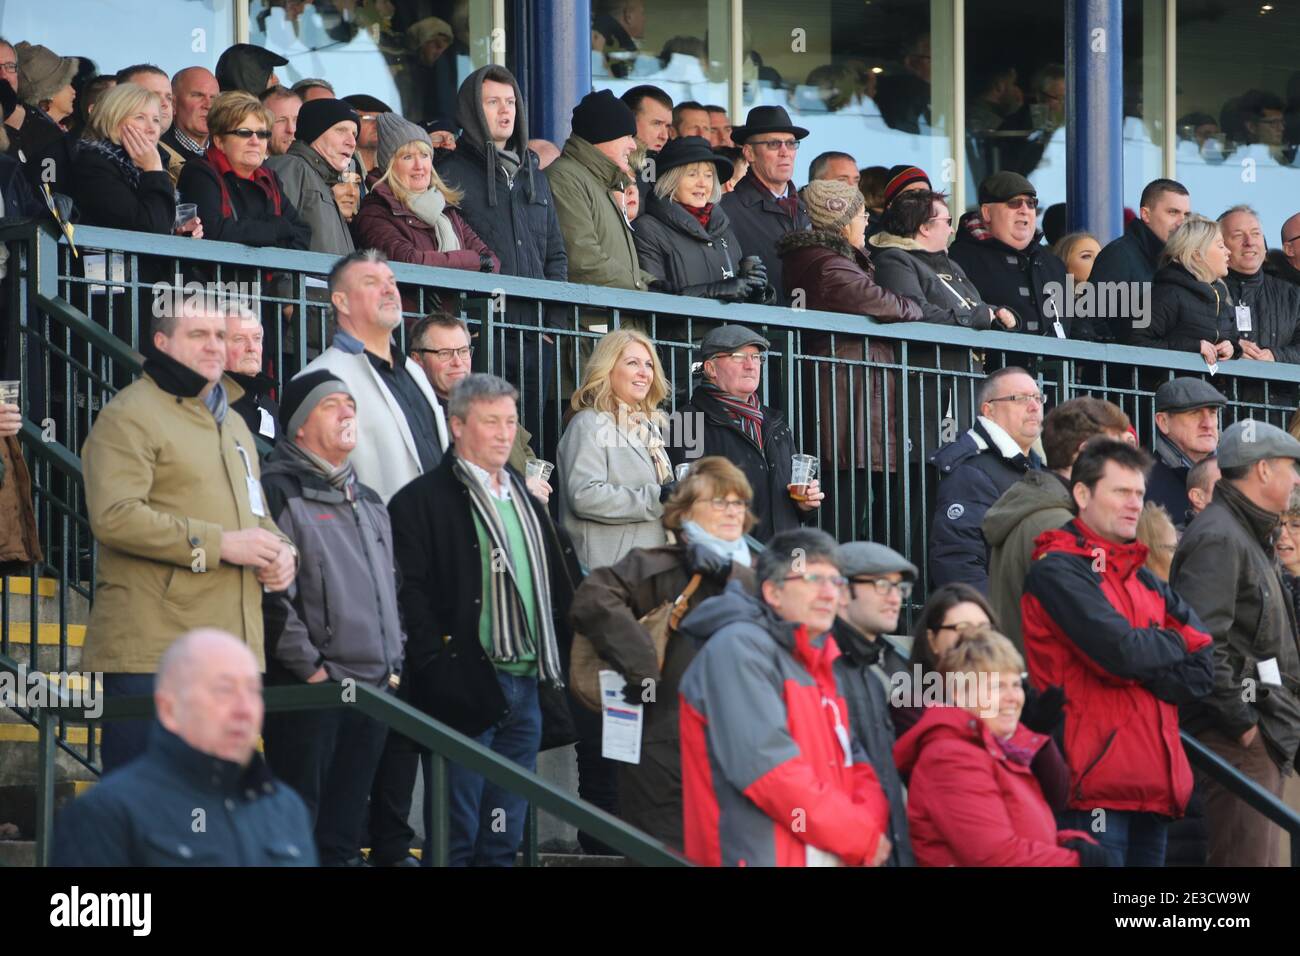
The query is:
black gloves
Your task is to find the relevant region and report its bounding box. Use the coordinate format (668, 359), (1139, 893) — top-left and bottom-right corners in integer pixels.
(685, 540), (733, 579)
(1064, 838), (1120, 867)
(478, 253), (495, 272)
(658, 480), (678, 504)
(1020, 684), (1065, 736)
(701, 277), (761, 303)
(738, 255), (767, 285)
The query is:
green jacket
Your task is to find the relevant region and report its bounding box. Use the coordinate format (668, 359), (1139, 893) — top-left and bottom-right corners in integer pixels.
(545, 135), (654, 292)
(983, 469), (1073, 652)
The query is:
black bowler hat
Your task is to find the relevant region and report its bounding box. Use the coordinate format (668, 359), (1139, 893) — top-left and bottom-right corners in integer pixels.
(653, 135), (733, 182)
(730, 105), (810, 145)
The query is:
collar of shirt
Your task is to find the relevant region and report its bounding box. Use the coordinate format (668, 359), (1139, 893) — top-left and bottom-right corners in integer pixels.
(333, 329), (398, 368)
(173, 126), (209, 155)
(464, 457), (512, 501)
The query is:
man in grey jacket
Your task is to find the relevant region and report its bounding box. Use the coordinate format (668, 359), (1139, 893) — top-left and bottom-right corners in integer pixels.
(266, 98), (359, 254)
(260, 369), (406, 867)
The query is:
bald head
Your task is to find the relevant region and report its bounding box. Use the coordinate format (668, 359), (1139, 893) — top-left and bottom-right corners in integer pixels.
(1283, 212), (1300, 269)
(156, 629), (263, 765)
(528, 138), (560, 169)
(172, 66), (218, 140)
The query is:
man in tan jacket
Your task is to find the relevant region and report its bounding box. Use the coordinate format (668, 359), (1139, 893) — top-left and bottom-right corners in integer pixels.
(81, 300), (296, 772)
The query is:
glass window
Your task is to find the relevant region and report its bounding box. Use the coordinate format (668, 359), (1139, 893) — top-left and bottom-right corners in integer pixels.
(1175, 2), (1299, 247)
(1122, 0), (1167, 219)
(248, 0), (494, 124)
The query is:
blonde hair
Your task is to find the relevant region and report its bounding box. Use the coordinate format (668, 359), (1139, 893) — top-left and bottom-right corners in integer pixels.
(570, 328), (669, 417)
(662, 456), (756, 534)
(86, 83), (159, 145)
(375, 137), (464, 207)
(1161, 214), (1223, 284)
(1136, 501), (1178, 579)
(936, 627), (1024, 677)
(655, 161), (723, 205)
(207, 90), (273, 139)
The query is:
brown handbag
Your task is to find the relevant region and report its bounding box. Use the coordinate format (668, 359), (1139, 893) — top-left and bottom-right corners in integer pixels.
(569, 572), (703, 713)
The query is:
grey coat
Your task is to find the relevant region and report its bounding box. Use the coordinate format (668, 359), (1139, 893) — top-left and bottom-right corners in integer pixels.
(261, 446), (406, 686)
(557, 408), (668, 571)
(868, 232), (999, 329)
(266, 141), (355, 256)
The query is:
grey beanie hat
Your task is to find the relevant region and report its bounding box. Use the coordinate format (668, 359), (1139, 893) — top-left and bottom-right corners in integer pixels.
(377, 112), (432, 174)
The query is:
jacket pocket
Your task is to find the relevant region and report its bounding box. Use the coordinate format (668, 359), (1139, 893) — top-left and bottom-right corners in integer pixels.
(319, 569), (334, 651)
(262, 839), (311, 865)
(1073, 728), (1118, 801)
(141, 831), (224, 867)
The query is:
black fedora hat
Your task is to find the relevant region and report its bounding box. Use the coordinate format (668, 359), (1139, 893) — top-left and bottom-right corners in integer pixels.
(730, 105), (810, 144)
(653, 135), (733, 182)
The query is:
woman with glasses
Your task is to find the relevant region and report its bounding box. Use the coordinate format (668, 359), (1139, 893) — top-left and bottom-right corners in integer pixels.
(896, 582), (998, 734)
(1276, 490), (1300, 621)
(355, 113), (499, 274)
(894, 628), (1113, 866)
(569, 456), (757, 849)
(178, 91), (310, 248)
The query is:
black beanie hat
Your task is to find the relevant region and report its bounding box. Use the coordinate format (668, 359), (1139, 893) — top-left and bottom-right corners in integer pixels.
(296, 98), (360, 146)
(281, 370), (354, 438)
(570, 89), (637, 144)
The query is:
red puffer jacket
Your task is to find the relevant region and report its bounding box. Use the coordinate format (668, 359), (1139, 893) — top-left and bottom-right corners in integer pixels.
(894, 706), (1086, 866)
(1021, 519), (1214, 816)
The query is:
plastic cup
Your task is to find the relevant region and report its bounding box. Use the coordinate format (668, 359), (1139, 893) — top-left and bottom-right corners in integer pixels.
(0, 381), (17, 407)
(174, 203), (198, 231)
(526, 459), (554, 483)
(675, 462), (693, 482)
(789, 454), (818, 501)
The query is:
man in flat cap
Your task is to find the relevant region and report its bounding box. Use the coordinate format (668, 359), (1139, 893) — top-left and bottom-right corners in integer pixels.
(669, 324), (823, 542)
(831, 541), (917, 866)
(1172, 419), (1300, 866)
(1147, 378), (1227, 528)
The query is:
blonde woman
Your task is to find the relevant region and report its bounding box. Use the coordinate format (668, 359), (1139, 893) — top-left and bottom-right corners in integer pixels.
(1136, 501), (1178, 581)
(1132, 215), (1235, 364)
(355, 113), (499, 272)
(558, 329), (673, 570)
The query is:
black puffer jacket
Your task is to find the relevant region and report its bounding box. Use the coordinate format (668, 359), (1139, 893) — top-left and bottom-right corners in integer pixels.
(633, 194), (764, 300)
(869, 231), (1001, 329)
(1132, 262), (1237, 354)
(948, 219), (1073, 338)
(1222, 268), (1300, 363)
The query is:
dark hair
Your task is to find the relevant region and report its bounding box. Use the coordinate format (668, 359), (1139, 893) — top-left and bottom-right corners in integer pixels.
(755, 529), (839, 594)
(672, 100), (708, 128)
(621, 84), (672, 114)
(808, 150), (856, 183)
(260, 85), (301, 104)
(716, 145), (744, 164)
(1139, 178), (1189, 210)
(1042, 397), (1132, 471)
(1218, 462), (1251, 483)
(1069, 438), (1154, 494)
(1186, 453), (1218, 493)
(879, 189), (948, 238)
(977, 365), (1033, 407)
(479, 65), (518, 90)
(910, 583), (999, 676)
(327, 249), (388, 315)
(115, 63), (167, 84)
(858, 165), (889, 211)
(703, 104), (727, 114)
(409, 311), (470, 349)
(972, 62), (1017, 97)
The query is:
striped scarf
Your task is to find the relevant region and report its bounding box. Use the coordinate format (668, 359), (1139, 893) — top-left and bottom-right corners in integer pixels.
(699, 381), (764, 448)
(279, 438), (358, 496)
(453, 456), (563, 686)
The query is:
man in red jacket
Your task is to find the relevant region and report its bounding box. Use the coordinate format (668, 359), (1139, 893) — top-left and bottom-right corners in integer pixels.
(677, 528), (891, 867)
(1022, 438), (1214, 865)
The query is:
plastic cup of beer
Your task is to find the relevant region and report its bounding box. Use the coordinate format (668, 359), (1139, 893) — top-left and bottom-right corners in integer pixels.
(789, 454), (818, 502)
(0, 381), (18, 407)
(174, 203), (198, 232)
(675, 462), (693, 482)
(526, 459), (555, 483)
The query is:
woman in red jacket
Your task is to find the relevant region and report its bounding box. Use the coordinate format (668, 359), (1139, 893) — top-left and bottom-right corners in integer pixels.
(355, 113), (500, 274)
(894, 628), (1114, 867)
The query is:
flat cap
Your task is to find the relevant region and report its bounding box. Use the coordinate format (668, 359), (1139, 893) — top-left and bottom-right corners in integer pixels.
(1154, 377), (1228, 413)
(836, 542), (917, 582)
(1217, 419), (1300, 470)
(700, 324), (770, 359)
(978, 170), (1037, 205)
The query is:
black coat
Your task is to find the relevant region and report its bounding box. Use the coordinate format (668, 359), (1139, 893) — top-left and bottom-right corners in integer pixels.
(1090, 218), (1164, 342)
(387, 449), (582, 738)
(716, 171), (811, 306)
(50, 726), (317, 866)
(1132, 262), (1237, 354)
(177, 156), (312, 249)
(1146, 431), (1196, 530)
(667, 386), (807, 543)
(633, 194), (748, 297)
(66, 146), (175, 234)
(928, 417), (1043, 593)
(1222, 268), (1300, 363)
(949, 226), (1073, 337)
(227, 370), (281, 449)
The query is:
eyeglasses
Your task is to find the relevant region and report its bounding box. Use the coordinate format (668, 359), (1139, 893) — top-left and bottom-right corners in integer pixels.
(1282, 519), (1300, 532)
(749, 139), (800, 152)
(927, 216), (953, 226)
(850, 577), (914, 598)
(413, 346), (473, 362)
(1003, 196), (1039, 210)
(986, 392), (1045, 407)
(1284, 234), (1300, 245)
(715, 351), (767, 364)
(226, 128), (272, 141)
(705, 497), (751, 513)
(0, 62), (16, 75)
(936, 620), (986, 635)
(783, 572), (848, 589)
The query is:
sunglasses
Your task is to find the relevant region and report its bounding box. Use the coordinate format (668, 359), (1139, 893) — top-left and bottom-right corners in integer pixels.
(1003, 196), (1039, 210)
(226, 128), (272, 141)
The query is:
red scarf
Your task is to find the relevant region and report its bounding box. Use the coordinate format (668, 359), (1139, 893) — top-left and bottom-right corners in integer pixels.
(681, 202), (713, 229)
(203, 143), (283, 218)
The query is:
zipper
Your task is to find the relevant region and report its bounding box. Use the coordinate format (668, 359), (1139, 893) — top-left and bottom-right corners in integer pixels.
(352, 498), (396, 680)
(1073, 728), (1118, 801)
(320, 568), (334, 646)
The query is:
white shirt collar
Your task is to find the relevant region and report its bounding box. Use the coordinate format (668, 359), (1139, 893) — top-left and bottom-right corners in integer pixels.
(463, 458), (512, 501)
(976, 416), (1029, 460)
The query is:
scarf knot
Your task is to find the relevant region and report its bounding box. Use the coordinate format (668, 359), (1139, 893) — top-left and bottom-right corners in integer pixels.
(699, 382), (764, 448)
(203, 144), (283, 219)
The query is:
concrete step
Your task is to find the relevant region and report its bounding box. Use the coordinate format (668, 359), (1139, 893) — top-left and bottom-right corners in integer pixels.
(0, 721), (100, 787)
(2, 578), (91, 626)
(0, 840), (35, 867)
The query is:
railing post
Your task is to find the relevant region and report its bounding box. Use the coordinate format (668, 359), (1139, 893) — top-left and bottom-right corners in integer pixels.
(524, 803), (540, 867)
(427, 752), (450, 867)
(34, 707), (57, 867)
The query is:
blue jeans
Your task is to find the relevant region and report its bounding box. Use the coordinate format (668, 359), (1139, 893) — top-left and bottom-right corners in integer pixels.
(427, 671), (541, 867)
(1058, 809), (1169, 867)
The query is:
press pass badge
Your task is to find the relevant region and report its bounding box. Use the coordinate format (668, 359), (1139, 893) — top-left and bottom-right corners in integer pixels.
(1236, 305), (1252, 333)
(1258, 657), (1283, 686)
(258, 407), (277, 438)
(236, 443), (267, 517)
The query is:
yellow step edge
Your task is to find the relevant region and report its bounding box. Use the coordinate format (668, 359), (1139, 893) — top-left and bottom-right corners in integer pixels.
(0, 724), (100, 745)
(3, 578), (58, 598)
(4, 623), (87, 647)
(73, 780), (96, 796)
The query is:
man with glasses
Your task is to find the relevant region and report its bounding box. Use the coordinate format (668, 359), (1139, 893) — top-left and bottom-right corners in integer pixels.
(718, 106), (812, 306)
(670, 325), (822, 543)
(831, 541), (918, 866)
(949, 172), (1072, 338)
(1218, 205), (1300, 368)
(929, 366), (1044, 593)
(1146, 378), (1226, 529)
(677, 528), (892, 867)
(1024, 439), (1213, 867)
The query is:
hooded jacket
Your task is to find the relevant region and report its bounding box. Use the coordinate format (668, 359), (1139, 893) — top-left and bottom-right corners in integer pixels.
(1222, 267), (1300, 363)
(546, 134), (654, 291)
(1090, 218), (1165, 342)
(869, 231), (1001, 329)
(434, 66), (567, 285)
(717, 171), (812, 307)
(983, 468), (1073, 652)
(929, 417), (1044, 593)
(1022, 519), (1215, 815)
(894, 706), (1085, 867)
(677, 581), (891, 867)
(355, 180), (500, 272)
(260, 442), (406, 687)
(1171, 480), (1300, 772)
(948, 220), (1073, 338)
(632, 193), (754, 298)
(215, 44), (285, 94)
(265, 140), (355, 255)
(1132, 262), (1237, 354)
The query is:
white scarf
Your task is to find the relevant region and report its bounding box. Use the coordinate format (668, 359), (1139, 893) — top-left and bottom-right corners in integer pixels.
(405, 188), (463, 255)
